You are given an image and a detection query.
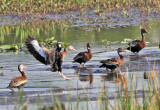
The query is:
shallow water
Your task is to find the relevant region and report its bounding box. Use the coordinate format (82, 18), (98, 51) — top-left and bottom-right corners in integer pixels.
(0, 9), (160, 109)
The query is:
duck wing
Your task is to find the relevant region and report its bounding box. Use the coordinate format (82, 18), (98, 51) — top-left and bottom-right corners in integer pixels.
(128, 40), (141, 47)
(25, 35), (51, 65)
(7, 76), (27, 88)
(100, 58), (119, 66)
(73, 52), (87, 61)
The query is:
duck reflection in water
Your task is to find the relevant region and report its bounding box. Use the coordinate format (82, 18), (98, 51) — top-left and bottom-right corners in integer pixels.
(102, 72), (125, 83)
(75, 67), (93, 84)
(79, 74), (93, 84)
(41, 103), (66, 110)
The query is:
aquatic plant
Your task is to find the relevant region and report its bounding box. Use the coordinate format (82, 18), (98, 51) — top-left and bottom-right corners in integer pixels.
(0, 44), (19, 53)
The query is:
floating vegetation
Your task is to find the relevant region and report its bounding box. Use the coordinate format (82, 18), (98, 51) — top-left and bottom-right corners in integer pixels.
(121, 38), (133, 44)
(0, 45), (18, 52)
(38, 37), (65, 49)
(102, 39), (111, 49)
(39, 37), (57, 49)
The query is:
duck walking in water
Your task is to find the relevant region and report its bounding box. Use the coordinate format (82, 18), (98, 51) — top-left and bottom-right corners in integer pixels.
(73, 43), (92, 67)
(127, 29), (149, 53)
(7, 64), (28, 92)
(25, 35), (76, 80)
(100, 48), (126, 71)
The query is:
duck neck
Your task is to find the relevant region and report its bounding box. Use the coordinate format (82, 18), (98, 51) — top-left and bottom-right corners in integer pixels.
(61, 46), (68, 61)
(88, 48), (91, 53)
(118, 52), (124, 60)
(141, 32), (145, 42)
(18, 68), (26, 77)
(63, 46), (68, 54)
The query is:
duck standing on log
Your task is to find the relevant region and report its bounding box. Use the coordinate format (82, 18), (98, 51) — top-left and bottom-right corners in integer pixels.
(127, 29), (149, 53)
(100, 48), (126, 71)
(25, 35), (76, 80)
(73, 43), (92, 67)
(7, 64), (28, 92)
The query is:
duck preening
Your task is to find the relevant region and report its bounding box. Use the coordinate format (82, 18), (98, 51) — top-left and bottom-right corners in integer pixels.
(73, 43), (92, 67)
(25, 35), (76, 80)
(7, 64), (28, 92)
(127, 29), (149, 53)
(100, 48), (126, 71)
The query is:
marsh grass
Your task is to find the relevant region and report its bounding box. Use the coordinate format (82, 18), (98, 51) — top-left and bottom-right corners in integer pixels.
(6, 58), (159, 110)
(1, 0), (160, 17)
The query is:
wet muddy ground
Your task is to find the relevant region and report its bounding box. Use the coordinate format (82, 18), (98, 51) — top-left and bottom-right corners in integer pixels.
(0, 8), (160, 28)
(0, 8), (160, 109)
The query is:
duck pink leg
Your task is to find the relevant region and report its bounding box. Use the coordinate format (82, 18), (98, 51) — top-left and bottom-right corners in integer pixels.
(79, 64), (81, 68)
(58, 72), (72, 80)
(83, 63), (85, 67)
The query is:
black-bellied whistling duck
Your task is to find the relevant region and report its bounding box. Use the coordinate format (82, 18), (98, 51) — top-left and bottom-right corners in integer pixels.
(25, 35), (76, 80)
(7, 64), (27, 92)
(73, 43), (92, 67)
(127, 29), (149, 53)
(100, 48), (126, 71)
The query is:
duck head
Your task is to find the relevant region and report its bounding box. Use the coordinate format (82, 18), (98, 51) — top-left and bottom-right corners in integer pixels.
(118, 48), (126, 55)
(141, 29), (149, 34)
(18, 64), (27, 71)
(87, 43), (91, 49)
(53, 42), (63, 52)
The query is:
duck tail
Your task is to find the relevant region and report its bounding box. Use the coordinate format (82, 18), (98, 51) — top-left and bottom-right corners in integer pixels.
(7, 86), (10, 89)
(99, 64), (105, 68)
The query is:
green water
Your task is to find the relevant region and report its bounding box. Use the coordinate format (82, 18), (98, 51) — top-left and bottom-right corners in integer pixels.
(0, 20), (159, 47)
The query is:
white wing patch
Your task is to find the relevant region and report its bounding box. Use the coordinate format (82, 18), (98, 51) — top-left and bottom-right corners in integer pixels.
(105, 62), (118, 66)
(31, 40), (47, 60)
(129, 41), (140, 47)
(130, 43), (137, 47)
(74, 55), (83, 60)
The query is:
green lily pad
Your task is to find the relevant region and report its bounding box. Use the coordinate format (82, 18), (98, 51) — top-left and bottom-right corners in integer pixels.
(0, 66), (3, 69)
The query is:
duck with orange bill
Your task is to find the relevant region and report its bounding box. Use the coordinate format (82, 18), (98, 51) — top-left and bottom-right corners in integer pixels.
(7, 64), (28, 92)
(25, 35), (76, 80)
(73, 43), (92, 67)
(127, 29), (149, 53)
(100, 48), (126, 71)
